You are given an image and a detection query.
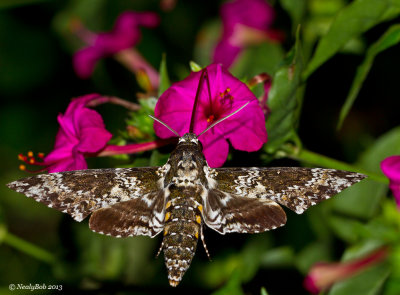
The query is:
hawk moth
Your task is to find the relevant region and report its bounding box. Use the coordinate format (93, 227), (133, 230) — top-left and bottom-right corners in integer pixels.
(7, 69), (366, 286)
(7, 134), (366, 286)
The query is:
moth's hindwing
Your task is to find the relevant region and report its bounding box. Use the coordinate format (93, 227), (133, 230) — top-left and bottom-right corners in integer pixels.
(213, 167), (366, 214)
(6, 167), (161, 222)
(89, 190), (166, 237)
(202, 189), (287, 234)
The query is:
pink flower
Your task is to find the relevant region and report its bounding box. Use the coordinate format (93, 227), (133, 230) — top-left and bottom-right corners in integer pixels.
(18, 94), (176, 173)
(39, 94), (112, 172)
(304, 247), (388, 294)
(73, 11), (159, 88)
(213, 0), (282, 68)
(154, 64), (267, 167)
(381, 155), (400, 208)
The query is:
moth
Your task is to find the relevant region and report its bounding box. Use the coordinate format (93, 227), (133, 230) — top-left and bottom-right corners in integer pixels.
(7, 69), (366, 287)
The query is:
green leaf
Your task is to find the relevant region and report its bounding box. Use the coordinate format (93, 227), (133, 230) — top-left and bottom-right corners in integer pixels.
(189, 61), (203, 72)
(259, 246), (295, 268)
(0, 222), (6, 245)
(328, 215), (365, 243)
(125, 97), (158, 140)
(211, 269), (244, 295)
(337, 24), (400, 129)
(149, 149), (170, 167)
(193, 20), (221, 66)
(158, 54), (171, 97)
(230, 42), (285, 79)
(304, 0), (400, 79)
(199, 235), (272, 287)
(295, 242), (332, 274)
(329, 205), (400, 245)
(333, 126), (400, 218)
(260, 287), (269, 295)
(332, 179), (386, 219)
(264, 28), (304, 154)
(69, 223), (158, 284)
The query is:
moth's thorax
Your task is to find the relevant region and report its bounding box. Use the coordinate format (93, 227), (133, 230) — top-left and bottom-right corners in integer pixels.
(164, 133), (208, 188)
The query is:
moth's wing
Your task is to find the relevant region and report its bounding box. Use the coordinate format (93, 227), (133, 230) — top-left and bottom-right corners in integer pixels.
(7, 167), (161, 222)
(89, 190), (166, 238)
(201, 189), (286, 234)
(213, 167), (366, 214)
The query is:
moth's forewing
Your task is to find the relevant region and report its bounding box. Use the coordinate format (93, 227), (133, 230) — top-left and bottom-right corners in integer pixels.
(213, 167), (366, 214)
(7, 167), (161, 222)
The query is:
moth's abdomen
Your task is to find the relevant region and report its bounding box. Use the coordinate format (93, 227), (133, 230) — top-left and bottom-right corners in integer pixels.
(162, 195), (201, 287)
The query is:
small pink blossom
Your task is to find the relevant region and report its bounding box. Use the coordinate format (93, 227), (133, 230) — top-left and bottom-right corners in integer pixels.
(213, 0), (282, 68)
(304, 247), (388, 294)
(42, 94), (113, 172)
(154, 63), (267, 167)
(73, 11), (159, 87)
(381, 155), (400, 209)
(18, 94), (176, 173)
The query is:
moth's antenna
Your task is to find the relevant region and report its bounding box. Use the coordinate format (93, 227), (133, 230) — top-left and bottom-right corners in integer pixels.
(197, 101), (250, 137)
(189, 68), (210, 133)
(149, 115), (180, 137)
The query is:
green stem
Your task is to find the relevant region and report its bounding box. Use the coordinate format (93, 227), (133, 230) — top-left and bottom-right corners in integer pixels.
(281, 145), (388, 184)
(2, 229), (56, 264)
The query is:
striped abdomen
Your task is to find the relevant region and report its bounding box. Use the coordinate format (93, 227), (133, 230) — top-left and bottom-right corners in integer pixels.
(162, 187), (202, 287)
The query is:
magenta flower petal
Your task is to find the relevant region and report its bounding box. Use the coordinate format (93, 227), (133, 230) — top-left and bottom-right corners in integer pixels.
(73, 47), (102, 79)
(213, 39), (242, 70)
(213, 0), (277, 68)
(154, 64), (267, 167)
(201, 130), (230, 168)
(226, 102), (267, 152)
(221, 0), (275, 33)
(64, 93), (102, 116)
(73, 11), (159, 79)
(46, 151), (87, 173)
(44, 145), (73, 164)
(77, 126), (112, 153)
(381, 155), (400, 208)
(381, 155), (400, 182)
(154, 84), (197, 138)
(128, 11), (160, 28)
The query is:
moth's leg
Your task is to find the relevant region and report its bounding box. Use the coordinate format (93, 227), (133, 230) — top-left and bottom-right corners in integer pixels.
(200, 224), (211, 261)
(156, 240), (164, 258)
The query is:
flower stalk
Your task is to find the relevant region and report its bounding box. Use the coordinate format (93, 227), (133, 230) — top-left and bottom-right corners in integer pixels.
(98, 138), (176, 157)
(1, 225), (56, 264)
(304, 247), (388, 294)
(114, 49), (160, 91)
(87, 95), (141, 111)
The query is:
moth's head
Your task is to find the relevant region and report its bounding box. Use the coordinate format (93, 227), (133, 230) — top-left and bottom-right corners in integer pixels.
(178, 133), (202, 149)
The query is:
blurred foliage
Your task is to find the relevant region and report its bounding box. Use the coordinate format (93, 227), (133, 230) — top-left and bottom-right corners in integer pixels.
(1, 0), (400, 294)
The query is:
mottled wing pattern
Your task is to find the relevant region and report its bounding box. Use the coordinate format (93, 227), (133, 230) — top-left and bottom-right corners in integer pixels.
(7, 168), (160, 222)
(89, 190), (166, 237)
(202, 189), (287, 234)
(213, 167), (366, 214)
